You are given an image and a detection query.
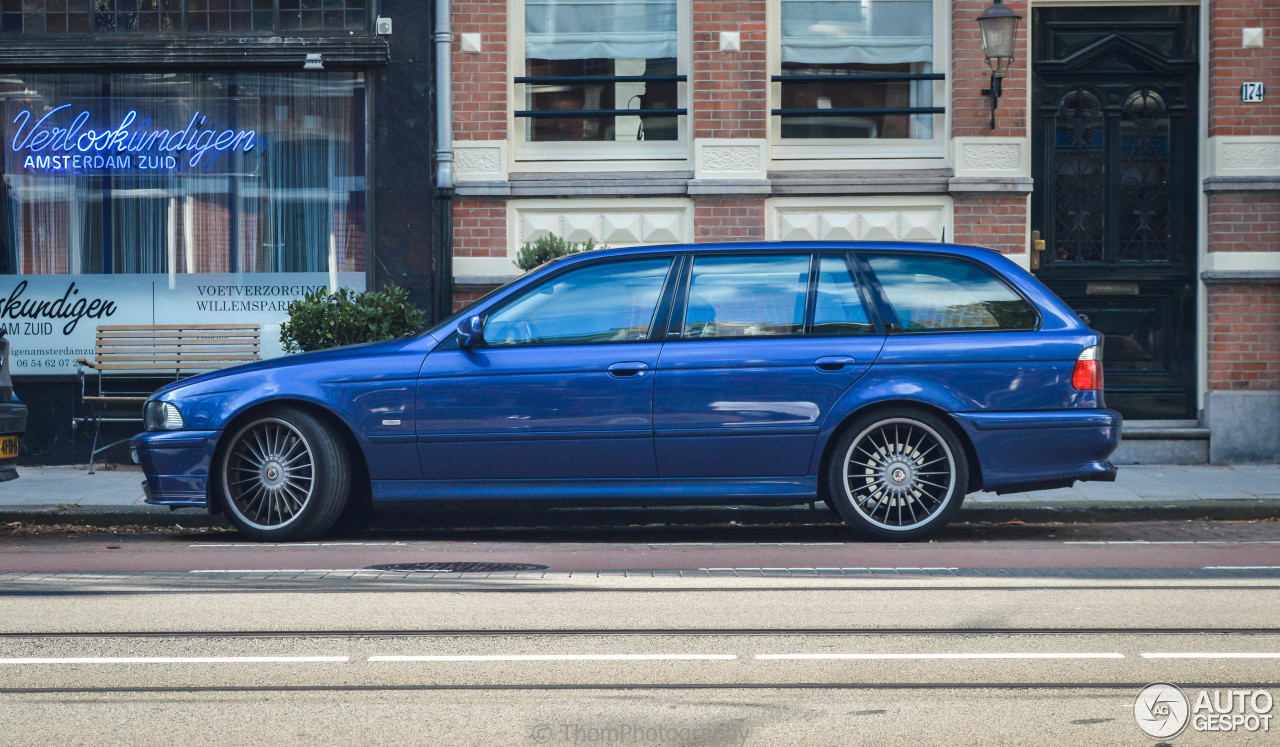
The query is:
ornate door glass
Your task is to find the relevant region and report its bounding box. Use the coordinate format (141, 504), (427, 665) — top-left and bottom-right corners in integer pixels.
(1052, 88), (1105, 264)
(1118, 89), (1171, 264)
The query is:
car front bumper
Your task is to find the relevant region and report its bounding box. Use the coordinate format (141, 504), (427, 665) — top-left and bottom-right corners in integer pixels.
(132, 429), (220, 508)
(952, 408), (1122, 494)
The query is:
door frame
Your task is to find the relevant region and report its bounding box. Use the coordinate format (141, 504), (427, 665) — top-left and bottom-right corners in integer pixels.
(1026, 1), (1205, 420)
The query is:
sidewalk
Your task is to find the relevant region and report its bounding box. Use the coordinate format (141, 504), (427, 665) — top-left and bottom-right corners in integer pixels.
(0, 464), (1277, 526)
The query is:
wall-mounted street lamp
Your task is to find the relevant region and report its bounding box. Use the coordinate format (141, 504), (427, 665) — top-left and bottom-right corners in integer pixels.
(977, 0), (1022, 129)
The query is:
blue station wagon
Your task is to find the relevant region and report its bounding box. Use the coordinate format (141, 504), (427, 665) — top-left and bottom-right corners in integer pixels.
(133, 242), (1121, 541)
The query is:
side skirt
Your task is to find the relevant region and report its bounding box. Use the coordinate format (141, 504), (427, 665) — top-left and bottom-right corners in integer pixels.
(371, 477), (819, 504)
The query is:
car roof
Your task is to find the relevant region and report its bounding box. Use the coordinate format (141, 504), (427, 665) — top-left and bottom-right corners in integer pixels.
(551, 240), (1001, 266)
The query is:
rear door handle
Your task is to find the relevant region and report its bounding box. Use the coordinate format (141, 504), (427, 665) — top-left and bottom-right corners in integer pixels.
(815, 356), (856, 371)
(607, 362), (649, 378)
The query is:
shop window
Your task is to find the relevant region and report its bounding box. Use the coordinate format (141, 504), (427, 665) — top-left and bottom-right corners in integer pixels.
(0, 0), (365, 35)
(0, 72), (367, 277)
(775, 0), (942, 141)
(518, 0), (684, 143)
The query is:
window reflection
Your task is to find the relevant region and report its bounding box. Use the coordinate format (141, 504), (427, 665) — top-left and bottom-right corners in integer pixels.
(684, 255), (809, 338)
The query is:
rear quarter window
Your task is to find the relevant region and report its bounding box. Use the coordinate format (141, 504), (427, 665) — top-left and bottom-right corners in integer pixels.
(865, 254), (1037, 332)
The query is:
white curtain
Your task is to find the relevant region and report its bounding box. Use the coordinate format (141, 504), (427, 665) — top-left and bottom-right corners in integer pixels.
(781, 0), (933, 66)
(525, 0), (678, 60)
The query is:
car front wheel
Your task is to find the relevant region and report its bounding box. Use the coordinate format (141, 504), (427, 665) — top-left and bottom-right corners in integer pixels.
(825, 409), (969, 541)
(219, 407), (351, 541)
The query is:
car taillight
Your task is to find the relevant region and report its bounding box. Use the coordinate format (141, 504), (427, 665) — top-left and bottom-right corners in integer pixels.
(1072, 345), (1103, 391)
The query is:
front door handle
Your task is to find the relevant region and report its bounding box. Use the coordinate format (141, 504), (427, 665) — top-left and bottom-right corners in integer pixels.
(815, 356), (856, 371)
(607, 361), (649, 378)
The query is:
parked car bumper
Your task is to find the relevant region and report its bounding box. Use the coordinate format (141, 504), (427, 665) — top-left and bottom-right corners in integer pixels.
(952, 409), (1122, 494)
(132, 429), (219, 508)
(0, 401), (27, 482)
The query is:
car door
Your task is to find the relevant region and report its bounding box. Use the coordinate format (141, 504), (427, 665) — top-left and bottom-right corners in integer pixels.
(653, 253), (886, 477)
(416, 256), (677, 481)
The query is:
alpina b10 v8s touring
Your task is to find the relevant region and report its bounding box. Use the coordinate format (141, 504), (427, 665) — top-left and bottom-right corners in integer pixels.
(133, 242), (1120, 541)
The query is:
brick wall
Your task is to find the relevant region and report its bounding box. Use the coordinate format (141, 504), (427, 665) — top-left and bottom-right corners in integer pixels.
(1207, 192), (1280, 253)
(694, 199), (766, 241)
(452, 0), (508, 141)
(1207, 284), (1280, 391)
(951, 195), (1026, 254)
(952, 0), (1029, 138)
(691, 0), (767, 139)
(453, 200), (507, 261)
(452, 288), (490, 312)
(1209, 0), (1280, 137)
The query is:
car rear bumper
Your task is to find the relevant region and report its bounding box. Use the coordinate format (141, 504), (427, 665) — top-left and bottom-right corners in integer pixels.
(0, 401), (27, 482)
(952, 408), (1122, 494)
(132, 430), (219, 508)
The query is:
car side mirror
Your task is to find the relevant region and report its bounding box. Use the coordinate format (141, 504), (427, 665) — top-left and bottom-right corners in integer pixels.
(456, 315), (485, 349)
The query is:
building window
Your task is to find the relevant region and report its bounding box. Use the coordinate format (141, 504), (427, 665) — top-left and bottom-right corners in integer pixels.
(517, 0), (684, 143)
(775, 0), (941, 140)
(0, 0), (366, 35)
(0, 72), (367, 276)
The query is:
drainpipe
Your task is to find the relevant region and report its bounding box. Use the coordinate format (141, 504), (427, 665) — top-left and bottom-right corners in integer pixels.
(433, 0), (455, 320)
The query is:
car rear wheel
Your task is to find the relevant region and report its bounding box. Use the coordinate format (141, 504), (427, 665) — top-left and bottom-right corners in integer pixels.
(219, 407), (350, 541)
(825, 409), (969, 541)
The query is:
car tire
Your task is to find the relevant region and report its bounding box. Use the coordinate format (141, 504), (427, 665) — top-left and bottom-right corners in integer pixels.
(824, 408), (969, 541)
(218, 407), (351, 542)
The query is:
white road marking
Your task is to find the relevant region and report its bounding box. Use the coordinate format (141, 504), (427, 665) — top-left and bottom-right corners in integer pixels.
(756, 653), (1124, 660)
(1142, 653), (1280, 659)
(1202, 566), (1280, 570)
(368, 654), (738, 662)
(0, 656), (350, 664)
(189, 542), (408, 548)
(1067, 541), (1280, 546)
(188, 569), (374, 574)
(699, 567), (959, 572)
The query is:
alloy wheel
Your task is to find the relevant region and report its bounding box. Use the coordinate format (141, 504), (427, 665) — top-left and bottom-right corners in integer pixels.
(222, 417), (316, 531)
(842, 417), (958, 531)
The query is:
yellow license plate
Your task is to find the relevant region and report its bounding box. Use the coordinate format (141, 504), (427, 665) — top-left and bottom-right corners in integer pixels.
(0, 435), (18, 459)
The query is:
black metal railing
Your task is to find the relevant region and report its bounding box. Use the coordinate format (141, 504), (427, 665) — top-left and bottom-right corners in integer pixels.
(771, 72), (945, 118)
(514, 74), (687, 119)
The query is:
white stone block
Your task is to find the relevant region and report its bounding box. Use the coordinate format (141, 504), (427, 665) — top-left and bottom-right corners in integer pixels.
(858, 212), (898, 241)
(819, 213), (857, 241)
(601, 214), (643, 244)
(641, 213), (682, 243)
(777, 213), (819, 242)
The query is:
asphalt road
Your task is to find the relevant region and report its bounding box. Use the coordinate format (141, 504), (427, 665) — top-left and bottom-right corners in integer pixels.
(2, 517), (1278, 745)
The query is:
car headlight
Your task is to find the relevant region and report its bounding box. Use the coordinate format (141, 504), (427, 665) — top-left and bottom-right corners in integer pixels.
(144, 401), (184, 431)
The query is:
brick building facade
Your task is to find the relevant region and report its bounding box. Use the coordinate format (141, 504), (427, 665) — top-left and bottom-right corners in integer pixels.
(444, 0), (1279, 462)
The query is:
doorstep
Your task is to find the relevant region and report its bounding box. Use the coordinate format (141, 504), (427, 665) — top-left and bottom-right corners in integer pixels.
(1112, 420), (1210, 465)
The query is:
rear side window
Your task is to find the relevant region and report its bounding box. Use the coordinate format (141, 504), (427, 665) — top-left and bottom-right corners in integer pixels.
(683, 255), (809, 338)
(812, 256), (876, 336)
(865, 254), (1037, 332)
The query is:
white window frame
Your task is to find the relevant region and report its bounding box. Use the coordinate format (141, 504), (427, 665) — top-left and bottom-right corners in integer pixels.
(767, 0), (951, 164)
(508, 0), (693, 165)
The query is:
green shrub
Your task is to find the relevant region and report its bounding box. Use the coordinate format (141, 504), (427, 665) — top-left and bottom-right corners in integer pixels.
(514, 235), (605, 272)
(280, 284), (425, 353)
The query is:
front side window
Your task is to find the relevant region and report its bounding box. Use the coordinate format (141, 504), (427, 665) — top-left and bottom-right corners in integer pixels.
(777, 0), (939, 139)
(683, 255), (809, 339)
(484, 258), (673, 346)
(866, 254), (1037, 332)
(521, 0), (681, 142)
(812, 256), (875, 335)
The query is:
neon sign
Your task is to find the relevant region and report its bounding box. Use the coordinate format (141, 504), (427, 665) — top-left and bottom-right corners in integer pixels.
(5, 99), (262, 176)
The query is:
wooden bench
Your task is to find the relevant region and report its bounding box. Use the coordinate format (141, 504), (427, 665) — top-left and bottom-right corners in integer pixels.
(76, 324), (261, 472)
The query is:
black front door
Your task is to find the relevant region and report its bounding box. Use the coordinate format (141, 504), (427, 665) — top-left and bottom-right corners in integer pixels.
(1031, 6), (1198, 420)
